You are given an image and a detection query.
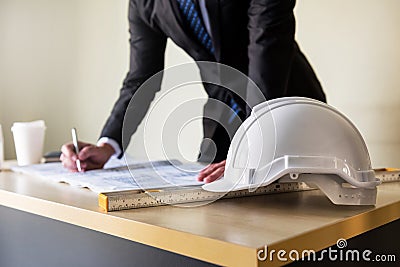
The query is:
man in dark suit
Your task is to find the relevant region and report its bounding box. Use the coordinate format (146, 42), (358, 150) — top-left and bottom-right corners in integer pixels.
(61, 0), (326, 183)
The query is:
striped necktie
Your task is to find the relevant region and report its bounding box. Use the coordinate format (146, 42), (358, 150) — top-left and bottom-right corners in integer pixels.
(177, 0), (215, 55)
(228, 98), (244, 124)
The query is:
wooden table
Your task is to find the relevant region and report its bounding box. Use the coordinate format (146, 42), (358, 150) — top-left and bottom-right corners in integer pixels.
(0, 166), (399, 266)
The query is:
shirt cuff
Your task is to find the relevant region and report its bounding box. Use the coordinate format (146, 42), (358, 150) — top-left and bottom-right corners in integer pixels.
(97, 137), (122, 158)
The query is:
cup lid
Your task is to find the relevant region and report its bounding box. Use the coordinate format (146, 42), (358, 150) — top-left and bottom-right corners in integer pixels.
(11, 120), (46, 130)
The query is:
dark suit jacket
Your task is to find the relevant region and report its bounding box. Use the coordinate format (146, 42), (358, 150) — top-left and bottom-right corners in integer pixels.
(101, 0), (326, 163)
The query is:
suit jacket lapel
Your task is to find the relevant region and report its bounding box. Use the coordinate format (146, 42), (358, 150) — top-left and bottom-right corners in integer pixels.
(205, 0), (221, 61)
(167, 0), (206, 58)
(169, 0), (186, 32)
(167, 0), (218, 60)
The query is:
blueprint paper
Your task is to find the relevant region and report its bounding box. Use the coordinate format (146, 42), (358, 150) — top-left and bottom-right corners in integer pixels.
(11, 158), (204, 193)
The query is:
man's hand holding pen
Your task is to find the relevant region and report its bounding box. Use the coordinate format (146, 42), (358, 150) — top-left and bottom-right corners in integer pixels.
(60, 139), (115, 172)
(60, 128), (224, 182)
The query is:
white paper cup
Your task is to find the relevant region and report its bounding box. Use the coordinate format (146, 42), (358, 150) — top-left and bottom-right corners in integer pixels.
(0, 124), (4, 169)
(11, 120), (46, 166)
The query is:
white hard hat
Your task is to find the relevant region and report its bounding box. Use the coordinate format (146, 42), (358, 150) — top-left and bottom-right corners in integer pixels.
(203, 97), (381, 205)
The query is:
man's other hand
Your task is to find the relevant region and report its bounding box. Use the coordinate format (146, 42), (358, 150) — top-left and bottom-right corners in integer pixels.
(197, 160), (226, 183)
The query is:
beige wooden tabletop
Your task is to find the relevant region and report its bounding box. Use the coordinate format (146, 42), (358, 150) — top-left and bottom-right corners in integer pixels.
(0, 166), (399, 267)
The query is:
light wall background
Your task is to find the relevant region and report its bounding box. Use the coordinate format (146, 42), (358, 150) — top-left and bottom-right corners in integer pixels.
(0, 0), (399, 167)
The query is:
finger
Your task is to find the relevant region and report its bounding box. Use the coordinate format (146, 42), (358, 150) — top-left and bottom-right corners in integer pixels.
(78, 145), (97, 161)
(198, 160), (226, 178)
(61, 143), (77, 161)
(79, 155), (106, 171)
(79, 159), (92, 171)
(80, 160), (103, 171)
(77, 146), (95, 171)
(198, 165), (219, 180)
(198, 161), (223, 176)
(198, 164), (225, 182)
(203, 167), (225, 183)
(79, 145), (106, 171)
(60, 153), (78, 171)
(60, 154), (73, 168)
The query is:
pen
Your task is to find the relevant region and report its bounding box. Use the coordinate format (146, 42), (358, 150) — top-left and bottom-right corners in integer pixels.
(71, 128), (82, 172)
